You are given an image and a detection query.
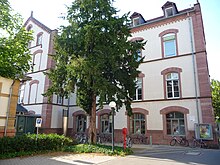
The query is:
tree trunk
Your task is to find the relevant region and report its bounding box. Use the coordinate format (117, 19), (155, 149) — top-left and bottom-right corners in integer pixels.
(88, 93), (97, 144)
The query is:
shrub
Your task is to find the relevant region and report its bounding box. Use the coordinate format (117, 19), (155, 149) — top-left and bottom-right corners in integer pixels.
(64, 144), (133, 156)
(0, 133), (72, 158)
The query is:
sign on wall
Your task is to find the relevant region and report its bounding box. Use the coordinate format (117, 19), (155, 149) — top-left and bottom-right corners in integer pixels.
(35, 118), (42, 128)
(195, 123), (213, 140)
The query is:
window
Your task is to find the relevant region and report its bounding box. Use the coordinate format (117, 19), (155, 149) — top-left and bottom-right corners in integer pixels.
(136, 49), (142, 62)
(57, 95), (63, 105)
(100, 114), (112, 133)
(18, 84), (25, 104)
(166, 112), (185, 135)
(28, 41), (32, 48)
(159, 29), (179, 58)
(36, 32), (43, 46)
(133, 78), (142, 101)
(165, 7), (174, 17)
(31, 50), (43, 72)
(166, 73), (180, 98)
(130, 113), (145, 134)
(27, 25), (32, 48)
(163, 33), (176, 57)
(76, 115), (87, 132)
(133, 17), (140, 26)
(28, 80), (39, 104)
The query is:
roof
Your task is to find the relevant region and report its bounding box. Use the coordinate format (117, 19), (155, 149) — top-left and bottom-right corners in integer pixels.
(16, 104), (28, 113)
(130, 12), (145, 21)
(24, 11), (53, 33)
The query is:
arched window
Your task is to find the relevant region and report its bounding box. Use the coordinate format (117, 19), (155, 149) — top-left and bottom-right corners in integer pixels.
(130, 113), (145, 134)
(100, 114), (112, 133)
(28, 80), (39, 104)
(159, 29), (179, 58)
(160, 106), (189, 137)
(163, 33), (176, 57)
(36, 32), (43, 46)
(76, 115), (87, 133)
(27, 24), (33, 48)
(32, 50), (43, 72)
(166, 112), (185, 135)
(161, 67), (182, 99)
(166, 72), (180, 98)
(27, 24), (32, 31)
(133, 78), (143, 101)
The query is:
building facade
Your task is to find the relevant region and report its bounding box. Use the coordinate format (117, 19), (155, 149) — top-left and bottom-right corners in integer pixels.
(20, 2), (216, 144)
(0, 77), (20, 137)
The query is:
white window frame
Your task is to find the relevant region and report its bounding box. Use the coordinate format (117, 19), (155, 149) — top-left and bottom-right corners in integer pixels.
(100, 114), (112, 133)
(163, 33), (176, 57)
(133, 78), (143, 101)
(76, 115), (87, 133)
(166, 73), (180, 98)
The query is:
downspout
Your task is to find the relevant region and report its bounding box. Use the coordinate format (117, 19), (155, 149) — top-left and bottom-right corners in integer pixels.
(187, 12), (200, 124)
(4, 79), (16, 136)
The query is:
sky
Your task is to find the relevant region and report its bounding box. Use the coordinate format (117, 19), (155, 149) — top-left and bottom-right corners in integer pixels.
(9, 0), (220, 81)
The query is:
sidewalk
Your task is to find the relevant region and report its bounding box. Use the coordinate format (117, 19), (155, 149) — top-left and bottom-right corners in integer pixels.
(0, 144), (196, 165)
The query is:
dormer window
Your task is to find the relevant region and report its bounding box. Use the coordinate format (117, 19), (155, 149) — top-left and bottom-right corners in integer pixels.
(162, 1), (178, 18)
(165, 7), (174, 17)
(133, 17), (140, 27)
(130, 12), (145, 27)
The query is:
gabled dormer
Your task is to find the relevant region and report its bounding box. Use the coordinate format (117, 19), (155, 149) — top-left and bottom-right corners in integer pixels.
(130, 12), (146, 27)
(162, 1), (178, 17)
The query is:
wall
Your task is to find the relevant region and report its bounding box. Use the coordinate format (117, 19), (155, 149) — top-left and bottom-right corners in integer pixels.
(0, 77), (20, 137)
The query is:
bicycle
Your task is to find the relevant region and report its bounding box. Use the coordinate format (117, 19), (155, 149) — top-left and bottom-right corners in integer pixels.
(170, 136), (189, 146)
(190, 136), (208, 148)
(126, 136), (132, 148)
(75, 133), (88, 144)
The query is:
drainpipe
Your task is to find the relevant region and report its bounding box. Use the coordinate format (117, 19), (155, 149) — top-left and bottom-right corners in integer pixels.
(4, 79), (16, 136)
(187, 12), (200, 124)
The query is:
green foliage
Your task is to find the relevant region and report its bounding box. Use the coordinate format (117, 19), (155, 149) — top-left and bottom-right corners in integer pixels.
(211, 79), (220, 119)
(45, 0), (145, 143)
(0, 133), (72, 159)
(64, 144), (133, 156)
(0, 0), (33, 79)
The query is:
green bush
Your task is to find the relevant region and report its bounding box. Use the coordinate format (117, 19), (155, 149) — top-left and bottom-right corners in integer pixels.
(0, 133), (72, 158)
(0, 135), (132, 159)
(64, 144), (133, 156)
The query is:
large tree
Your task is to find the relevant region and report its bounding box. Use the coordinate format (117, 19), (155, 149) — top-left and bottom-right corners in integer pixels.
(211, 79), (220, 119)
(0, 0), (33, 79)
(45, 0), (145, 143)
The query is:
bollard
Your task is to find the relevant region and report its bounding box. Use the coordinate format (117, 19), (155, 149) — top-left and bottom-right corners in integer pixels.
(150, 135), (152, 146)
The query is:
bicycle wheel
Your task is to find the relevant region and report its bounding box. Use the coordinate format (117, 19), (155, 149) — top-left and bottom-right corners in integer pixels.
(170, 139), (176, 146)
(127, 139), (132, 148)
(191, 140), (197, 148)
(180, 139), (189, 147)
(200, 141), (207, 148)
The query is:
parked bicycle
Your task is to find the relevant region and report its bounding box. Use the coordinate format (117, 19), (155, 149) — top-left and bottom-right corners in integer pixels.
(75, 133), (88, 144)
(190, 136), (208, 148)
(170, 136), (189, 146)
(126, 136), (132, 148)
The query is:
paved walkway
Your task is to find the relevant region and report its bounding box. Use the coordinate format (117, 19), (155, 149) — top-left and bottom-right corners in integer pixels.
(0, 145), (210, 165)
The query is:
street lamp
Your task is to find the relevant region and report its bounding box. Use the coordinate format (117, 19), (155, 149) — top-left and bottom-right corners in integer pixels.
(109, 101), (116, 152)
